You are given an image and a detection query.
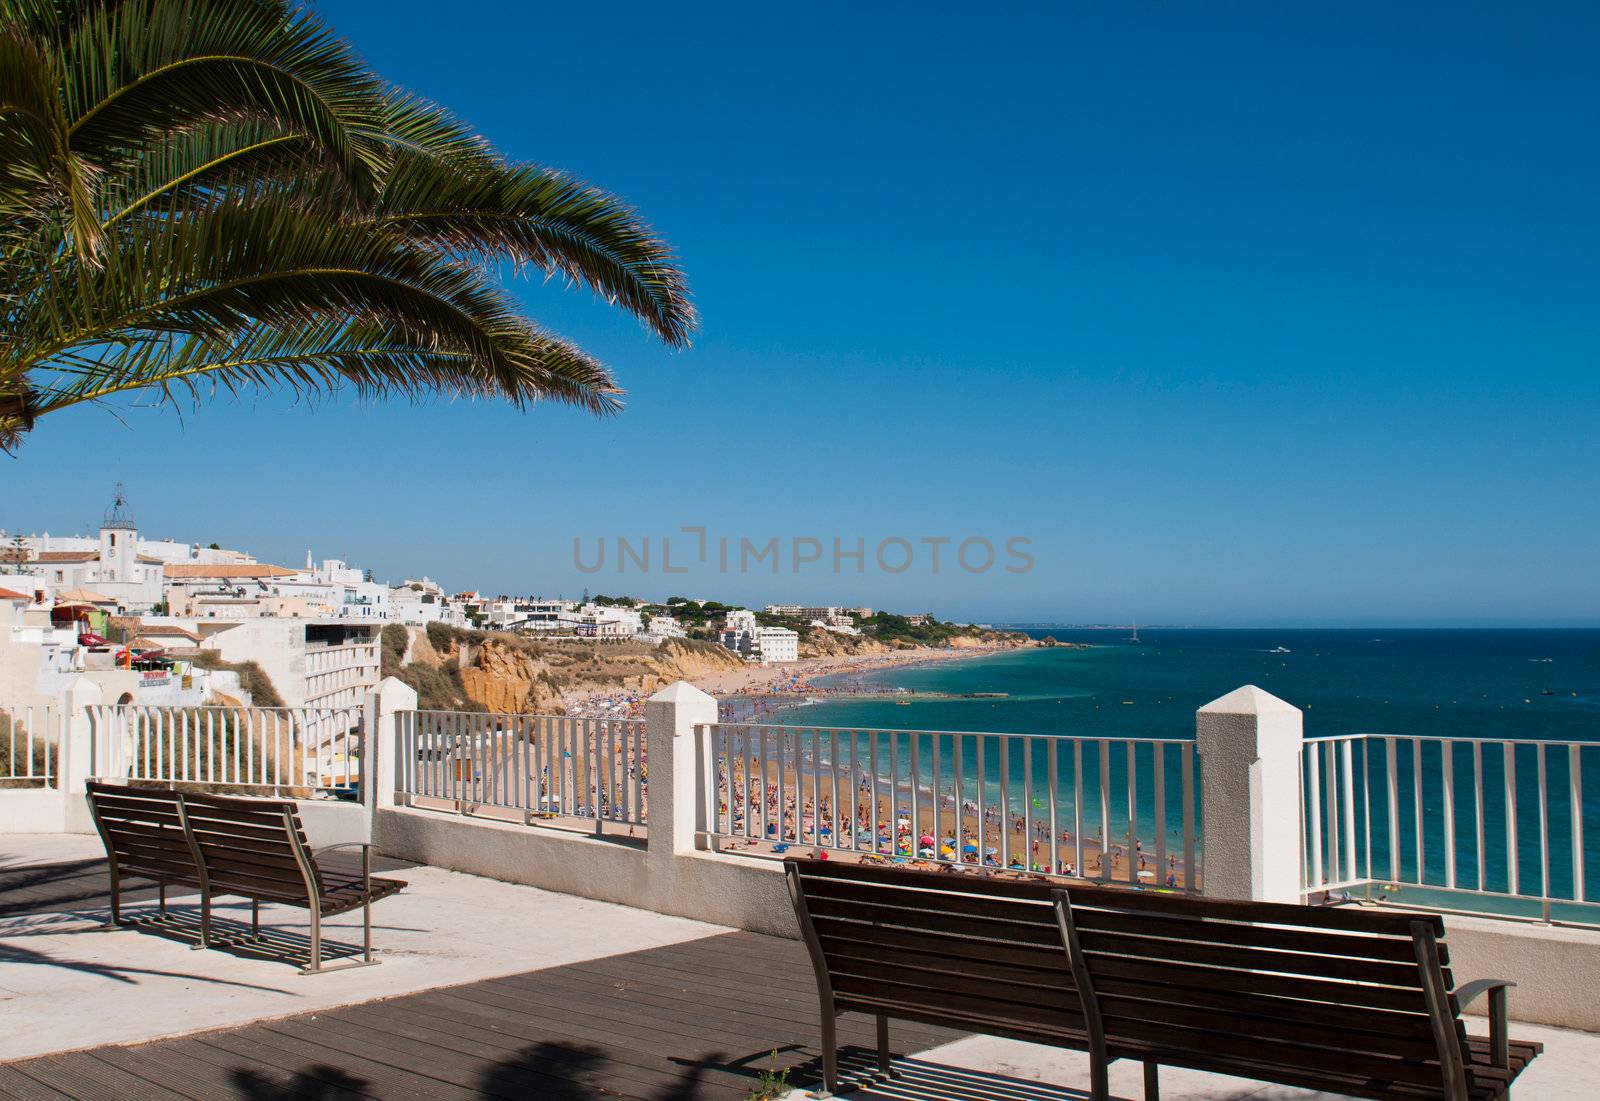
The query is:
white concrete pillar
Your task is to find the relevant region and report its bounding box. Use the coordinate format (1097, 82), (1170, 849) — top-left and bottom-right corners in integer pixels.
(1196, 684), (1304, 902)
(59, 677), (103, 832)
(644, 680), (719, 865)
(364, 676), (418, 820)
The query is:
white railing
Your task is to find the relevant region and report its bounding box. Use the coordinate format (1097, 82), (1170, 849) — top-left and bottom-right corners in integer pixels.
(701, 722), (1201, 890)
(88, 705), (363, 794)
(1302, 734), (1599, 925)
(397, 711), (647, 833)
(1, 706), (56, 788)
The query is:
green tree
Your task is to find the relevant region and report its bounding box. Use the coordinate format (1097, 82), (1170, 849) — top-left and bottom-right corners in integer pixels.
(0, 0), (694, 448)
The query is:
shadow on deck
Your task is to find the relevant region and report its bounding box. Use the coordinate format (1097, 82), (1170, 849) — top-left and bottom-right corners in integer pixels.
(0, 927), (963, 1100)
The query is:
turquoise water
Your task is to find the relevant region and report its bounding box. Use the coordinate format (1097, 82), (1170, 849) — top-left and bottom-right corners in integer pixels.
(777, 629), (1600, 916)
(792, 628), (1600, 743)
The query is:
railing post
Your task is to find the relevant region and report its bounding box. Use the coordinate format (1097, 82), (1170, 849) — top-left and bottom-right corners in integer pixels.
(58, 677), (104, 832)
(364, 677), (419, 831)
(644, 681), (719, 867)
(1196, 684), (1304, 903)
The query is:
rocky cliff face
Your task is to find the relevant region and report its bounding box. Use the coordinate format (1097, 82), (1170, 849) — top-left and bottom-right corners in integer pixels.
(395, 628), (745, 713)
(457, 637), (565, 713)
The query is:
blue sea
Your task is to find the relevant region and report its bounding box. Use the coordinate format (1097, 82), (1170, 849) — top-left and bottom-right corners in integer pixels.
(776, 628), (1600, 918)
(790, 628), (1600, 744)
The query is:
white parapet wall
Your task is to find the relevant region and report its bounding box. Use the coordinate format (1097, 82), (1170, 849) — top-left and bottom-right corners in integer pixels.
(374, 807), (795, 937)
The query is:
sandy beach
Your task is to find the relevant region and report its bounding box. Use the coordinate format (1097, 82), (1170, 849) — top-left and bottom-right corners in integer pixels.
(563, 641), (1023, 720)
(693, 642), (1012, 696)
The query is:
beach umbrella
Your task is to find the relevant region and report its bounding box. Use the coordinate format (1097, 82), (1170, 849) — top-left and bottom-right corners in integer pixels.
(986, 847), (998, 856)
(919, 847), (935, 857)
(962, 843), (978, 854)
(919, 834), (935, 846)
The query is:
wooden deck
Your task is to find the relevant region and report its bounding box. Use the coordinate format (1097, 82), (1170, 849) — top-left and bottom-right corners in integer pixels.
(1, 912), (961, 1100)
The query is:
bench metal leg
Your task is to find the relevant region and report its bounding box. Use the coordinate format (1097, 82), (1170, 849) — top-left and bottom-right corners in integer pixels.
(304, 908), (322, 974)
(103, 866), (122, 929)
(363, 898), (372, 963)
(1144, 1060), (1160, 1100)
(807, 1009), (837, 1098)
(876, 1013), (893, 1078)
(194, 888), (211, 950)
(158, 882), (167, 916)
(251, 897), (260, 938)
(1090, 1056), (1109, 1101)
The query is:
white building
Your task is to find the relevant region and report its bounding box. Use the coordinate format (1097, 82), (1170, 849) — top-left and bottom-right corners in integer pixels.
(765, 604), (856, 627)
(567, 604), (643, 639)
(200, 619), (382, 710)
(724, 609), (758, 635)
(2, 490), (166, 614)
(390, 578), (466, 627)
(645, 614), (687, 640)
(164, 553), (389, 622)
(718, 621), (798, 664)
(755, 626), (799, 664)
(484, 597), (577, 633)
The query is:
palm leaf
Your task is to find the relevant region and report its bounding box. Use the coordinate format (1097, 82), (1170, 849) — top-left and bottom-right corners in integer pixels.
(372, 150), (697, 346)
(59, 0), (390, 203)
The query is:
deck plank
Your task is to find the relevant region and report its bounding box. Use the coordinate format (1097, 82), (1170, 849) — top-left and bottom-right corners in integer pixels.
(4, 930), (963, 1099)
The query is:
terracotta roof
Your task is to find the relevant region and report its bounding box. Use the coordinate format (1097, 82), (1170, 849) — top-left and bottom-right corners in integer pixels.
(32, 551), (97, 563)
(137, 555), (165, 564)
(134, 624), (203, 642)
(163, 563), (297, 579)
(0, 587), (29, 601)
(56, 587), (116, 604)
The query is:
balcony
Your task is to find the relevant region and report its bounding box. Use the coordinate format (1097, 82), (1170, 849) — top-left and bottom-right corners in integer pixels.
(3, 681), (1597, 1099)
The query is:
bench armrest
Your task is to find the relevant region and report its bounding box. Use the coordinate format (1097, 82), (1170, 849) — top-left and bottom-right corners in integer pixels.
(311, 842), (371, 891)
(1456, 978), (1515, 1069)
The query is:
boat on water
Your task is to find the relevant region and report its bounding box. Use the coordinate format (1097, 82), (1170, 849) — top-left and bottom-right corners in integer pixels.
(1269, 646), (1292, 653)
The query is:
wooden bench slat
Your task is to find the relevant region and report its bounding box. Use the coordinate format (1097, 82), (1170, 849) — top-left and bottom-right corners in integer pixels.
(829, 972), (1085, 1032)
(1087, 951), (1432, 1013)
(819, 943), (1081, 1006)
(794, 860), (1057, 900)
(832, 994), (1083, 1050)
(1078, 928), (1427, 987)
(810, 917), (1071, 973)
(1097, 991), (1443, 1063)
(1104, 1015), (1450, 1088)
(193, 847), (305, 882)
(796, 874), (1056, 924)
(1067, 885), (1443, 936)
(1091, 974), (1433, 1035)
(803, 895), (1061, 946)
(1071, 905), (1432, 963)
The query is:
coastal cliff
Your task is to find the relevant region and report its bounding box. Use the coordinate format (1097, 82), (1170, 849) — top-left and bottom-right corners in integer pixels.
(796, 625), (1034, 659)
(383, 625), (745, 713)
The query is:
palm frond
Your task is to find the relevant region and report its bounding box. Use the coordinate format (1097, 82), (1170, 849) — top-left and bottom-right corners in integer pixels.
(60, 0), (390, 202)
(0, 21), (100, 259)
(97, 117), (326, 228)
(1, 0), (687, 448)
(29, 315), (621, 417)
(373, 151), (697, 346)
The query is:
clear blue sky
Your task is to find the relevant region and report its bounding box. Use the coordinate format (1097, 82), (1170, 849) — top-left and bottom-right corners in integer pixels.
(7, 2), (1599, 626)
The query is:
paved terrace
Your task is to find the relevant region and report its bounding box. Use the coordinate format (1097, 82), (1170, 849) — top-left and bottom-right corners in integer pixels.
(3, 835), (1598, 1101)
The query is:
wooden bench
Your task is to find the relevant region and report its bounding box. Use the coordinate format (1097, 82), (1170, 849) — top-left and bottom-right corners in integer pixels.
(1051, 886), (1542, 1101)
(182, 790), (405, 973)
(85, 781), (202, 931)
(783, 856), (1154, 1096)
(85, 782), (405, 973)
